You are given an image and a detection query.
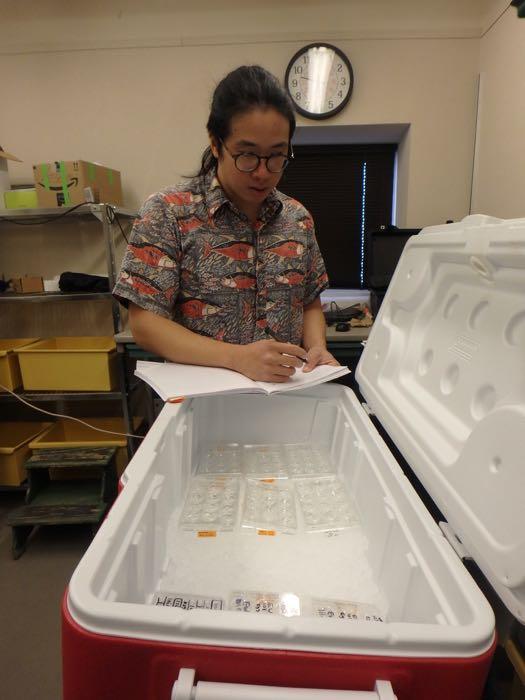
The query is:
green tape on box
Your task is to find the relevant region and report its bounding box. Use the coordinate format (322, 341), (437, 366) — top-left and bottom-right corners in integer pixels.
(107, 170), (114, 185)
(58, 161), (71, 205)
(41, 164), (50, 190)
(88, 162), (96, 181)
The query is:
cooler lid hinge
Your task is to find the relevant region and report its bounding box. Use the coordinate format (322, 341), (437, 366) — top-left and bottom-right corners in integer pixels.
(439, 521), (472, 561)
(361, 402), (375, 417)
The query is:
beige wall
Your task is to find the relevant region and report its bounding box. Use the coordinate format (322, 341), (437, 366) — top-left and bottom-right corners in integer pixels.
(0, 0), (487, 52)
(471, 4), (525, 218)
(1, 0), (483, 235)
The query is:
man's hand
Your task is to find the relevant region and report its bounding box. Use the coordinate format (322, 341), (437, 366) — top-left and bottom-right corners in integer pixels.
(231, 340), (307, 382)
(302, 345), (339, 373)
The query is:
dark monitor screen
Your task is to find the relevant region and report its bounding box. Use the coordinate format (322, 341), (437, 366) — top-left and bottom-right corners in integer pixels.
(364, 227), (420, 289)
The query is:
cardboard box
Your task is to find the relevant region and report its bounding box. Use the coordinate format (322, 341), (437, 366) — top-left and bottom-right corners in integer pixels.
(0, 147), (22, 210)
(4, 188), (38, 209)
(33, 160), (123, 208)
(10, 276), (44, 293)
(21, 276), (44, 293)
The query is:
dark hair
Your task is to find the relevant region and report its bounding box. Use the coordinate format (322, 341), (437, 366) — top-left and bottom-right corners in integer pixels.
(198, 65), (296, 176)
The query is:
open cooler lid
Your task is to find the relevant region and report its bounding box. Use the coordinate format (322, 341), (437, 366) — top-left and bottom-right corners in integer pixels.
(357, 214), (525, 623)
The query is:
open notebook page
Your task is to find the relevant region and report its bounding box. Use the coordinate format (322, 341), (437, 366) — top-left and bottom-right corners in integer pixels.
(135, 360), (350, 400)
(255, 363), (350, 394)
(135, 361), (255, 401)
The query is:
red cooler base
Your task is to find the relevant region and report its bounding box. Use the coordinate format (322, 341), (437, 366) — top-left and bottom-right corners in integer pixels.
(62, 594), (496, 700)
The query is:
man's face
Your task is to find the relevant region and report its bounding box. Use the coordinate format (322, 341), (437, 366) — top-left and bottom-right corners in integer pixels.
(211, 107), (290, 219)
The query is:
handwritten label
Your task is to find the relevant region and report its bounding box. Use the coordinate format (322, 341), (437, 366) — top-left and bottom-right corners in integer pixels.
(325, 530), (339, 538)
(312, 598), (384, 622)
(231, 591), (300, 617)
(153, 592), (223, 610)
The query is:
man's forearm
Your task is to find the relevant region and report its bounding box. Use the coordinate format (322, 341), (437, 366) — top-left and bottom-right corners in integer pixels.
(302, 298), (327, 351)
(129, 304), (238, 369)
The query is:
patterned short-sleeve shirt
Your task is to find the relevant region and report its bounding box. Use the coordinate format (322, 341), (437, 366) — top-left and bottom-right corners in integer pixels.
(113, 169), (329, 345)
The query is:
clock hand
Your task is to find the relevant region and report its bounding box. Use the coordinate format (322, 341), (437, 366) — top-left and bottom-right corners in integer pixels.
(299, 75), (329, 84)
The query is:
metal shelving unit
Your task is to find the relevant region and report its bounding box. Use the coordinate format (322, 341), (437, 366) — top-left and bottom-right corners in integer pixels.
(0, 203), (137, 330)
(0, 390), (123, 403)
(0, 292), (112, 302)
(0, 203), (139, 457)
(0, 204), (137, 219)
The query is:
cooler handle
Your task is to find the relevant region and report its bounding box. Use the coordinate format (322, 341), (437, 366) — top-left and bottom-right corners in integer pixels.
(172, 668), (397, 700)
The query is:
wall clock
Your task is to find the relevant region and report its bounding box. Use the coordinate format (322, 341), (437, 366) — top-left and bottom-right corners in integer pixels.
(285, 43), (354, 120)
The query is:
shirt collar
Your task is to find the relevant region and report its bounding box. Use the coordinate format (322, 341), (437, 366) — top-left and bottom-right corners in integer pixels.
(203, 168), (283, 223)
(204, 170), (229, 218)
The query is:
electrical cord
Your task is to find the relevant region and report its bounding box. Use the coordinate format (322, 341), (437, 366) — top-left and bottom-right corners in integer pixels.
(0, 201), (92, 226)
(105, 204), (130, 243)
(1, 202), (131, 245)
(0, 382), (144, 440)
(324, 301), (362, 324)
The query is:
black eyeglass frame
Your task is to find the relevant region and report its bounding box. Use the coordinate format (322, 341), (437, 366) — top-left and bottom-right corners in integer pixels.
(219, 140), (294, 173)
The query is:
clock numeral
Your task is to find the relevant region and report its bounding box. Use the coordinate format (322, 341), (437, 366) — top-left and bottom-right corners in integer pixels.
(341, 78), (346, 85)
(295, 92), (302, 101)
(328, 100), (334, 109)
(294, 66), (303, 74)
(338, 90), (343, 98)
(302, 55), (309, 64)
(337, 63), (343, 72)
(291, 79), (298, 87)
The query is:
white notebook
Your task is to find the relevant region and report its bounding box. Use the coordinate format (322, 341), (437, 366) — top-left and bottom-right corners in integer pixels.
(135, 360), (350, 402)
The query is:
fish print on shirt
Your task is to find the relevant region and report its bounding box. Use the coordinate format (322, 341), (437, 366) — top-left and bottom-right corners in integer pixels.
(203, 240), (255, 262)
(180, 297), (222, 319)
(266, 240), (305, 258)
(129, 244), (177, 269)
(276, 269), (306, 285)
(221, 273), (257, 289)
(120, 270), (164, 298)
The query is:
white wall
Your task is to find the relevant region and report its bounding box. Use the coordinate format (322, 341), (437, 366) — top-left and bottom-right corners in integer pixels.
(0, 0), (483, 231)
(471, 3), (525, 218)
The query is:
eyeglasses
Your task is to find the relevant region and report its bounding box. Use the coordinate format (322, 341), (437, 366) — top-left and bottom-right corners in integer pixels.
(220, 140), (294, 173)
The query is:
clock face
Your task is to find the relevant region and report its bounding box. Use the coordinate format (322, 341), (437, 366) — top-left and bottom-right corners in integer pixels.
(285, 43), (354, 119)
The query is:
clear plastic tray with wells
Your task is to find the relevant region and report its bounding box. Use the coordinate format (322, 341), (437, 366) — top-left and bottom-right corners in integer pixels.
(241, 478), (297, 533)
(179, 475), (241, 532)
(242, 443), (289, 479)
(197, 443), (243, 475)
(284, 443), (334, 477)
(295, 475), (358, 532)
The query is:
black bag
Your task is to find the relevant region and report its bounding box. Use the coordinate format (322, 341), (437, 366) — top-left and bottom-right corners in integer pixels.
(59, 272), (110, 293)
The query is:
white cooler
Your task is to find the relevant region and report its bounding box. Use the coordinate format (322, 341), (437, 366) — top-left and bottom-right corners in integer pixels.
(63, 215), (525, 700)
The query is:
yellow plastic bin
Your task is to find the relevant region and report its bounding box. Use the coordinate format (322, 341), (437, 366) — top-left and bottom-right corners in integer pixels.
(0, 422), (51, 486)
(29, 417), (143, 478)
(0, 338), (39, 392)
(16, 337), (118, 391)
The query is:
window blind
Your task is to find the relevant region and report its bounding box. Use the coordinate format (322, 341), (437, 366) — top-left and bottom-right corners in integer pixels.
(279, 143), (396, 288)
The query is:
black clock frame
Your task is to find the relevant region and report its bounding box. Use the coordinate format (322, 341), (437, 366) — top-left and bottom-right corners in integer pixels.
(284, 42), (354, 120)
